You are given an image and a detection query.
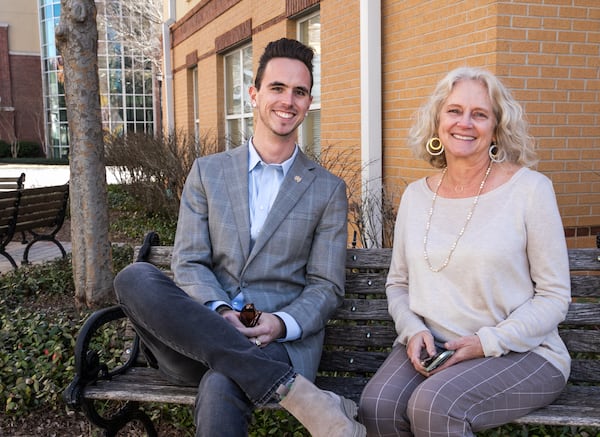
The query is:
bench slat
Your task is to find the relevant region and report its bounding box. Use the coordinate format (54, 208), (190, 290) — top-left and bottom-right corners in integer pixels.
(331, 298), (391, 321)
(560, 329), (600, 353)
(512, 385), (600, 427)
(344, 272), (387, 295)
(345, 248), (392, 269)
(0, 173), (25, 191)
(571, 275), (600, 298)
(568, 249), (600, 271)
(319, 350), (389, 373)
(325, 324), (396, 347)
(570, 359), (600, 384)
(564, 302), (600, 325)
(84, 368), (197, 405)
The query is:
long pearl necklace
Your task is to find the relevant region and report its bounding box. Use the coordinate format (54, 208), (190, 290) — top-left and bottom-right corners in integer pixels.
(424, 162), (492, 272)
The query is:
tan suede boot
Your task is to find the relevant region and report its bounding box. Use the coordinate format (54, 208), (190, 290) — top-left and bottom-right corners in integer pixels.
(278, 374), (366, 437)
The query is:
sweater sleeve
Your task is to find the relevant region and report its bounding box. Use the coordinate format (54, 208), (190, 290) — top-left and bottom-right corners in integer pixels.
(476, 175), (571, 356)
(386, 185), (429, 345)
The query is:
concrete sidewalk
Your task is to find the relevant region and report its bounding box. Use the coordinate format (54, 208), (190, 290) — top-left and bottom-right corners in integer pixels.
(1, 163), (124, 188)
(0, 240), (72, 274)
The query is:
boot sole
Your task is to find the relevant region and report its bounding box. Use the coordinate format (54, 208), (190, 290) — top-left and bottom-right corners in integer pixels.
(339, 396), (366, 437)
(339, 396), (358, 419)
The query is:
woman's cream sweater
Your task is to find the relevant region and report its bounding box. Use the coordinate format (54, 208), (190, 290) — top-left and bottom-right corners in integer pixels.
(386, 167), (571, 380)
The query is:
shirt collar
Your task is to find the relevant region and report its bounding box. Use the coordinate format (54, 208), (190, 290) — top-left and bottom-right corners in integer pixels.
(248, 138), (298, 177)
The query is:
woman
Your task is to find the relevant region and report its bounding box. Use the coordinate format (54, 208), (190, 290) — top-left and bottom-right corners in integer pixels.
(359, 67), (571, 436)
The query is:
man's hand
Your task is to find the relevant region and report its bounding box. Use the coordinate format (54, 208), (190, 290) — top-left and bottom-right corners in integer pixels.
(219, 309), (285, 347)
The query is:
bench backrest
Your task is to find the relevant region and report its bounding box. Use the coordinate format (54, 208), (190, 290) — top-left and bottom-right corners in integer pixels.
(138, 245), (600, 389)
(0, 173), (25, 191)
(14, 185), (70, 234)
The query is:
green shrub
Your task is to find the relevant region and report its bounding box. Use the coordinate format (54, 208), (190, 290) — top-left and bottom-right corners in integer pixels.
(0, 140), (9, 158)
(108, 184), (178, 245)
(0, 260), (83, 417)
(0, 246), (132, 417)
(0, 140), (44, 158)
(0, 306), (83, 415)
(104, 130), (220, 217)
(17, 141), (45, 158)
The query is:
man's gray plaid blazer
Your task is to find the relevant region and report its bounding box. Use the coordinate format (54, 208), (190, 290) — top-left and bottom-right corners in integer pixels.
(171, 142), (348, 381)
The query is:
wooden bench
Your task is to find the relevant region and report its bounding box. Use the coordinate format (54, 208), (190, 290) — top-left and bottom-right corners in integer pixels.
(0, 189), (21, 269)
(0, 172), (25, 191)
(0, 173), (26, 243)
(64, 232), (600, 436)
(0, 184), (69, 269)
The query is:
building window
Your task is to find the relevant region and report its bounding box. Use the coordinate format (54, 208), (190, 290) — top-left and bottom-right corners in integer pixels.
(98, 0), (155, 136)
(40, 0), (68, 159)
(224, 44), (253, 148)
(298, 11), (321, 155)
(39, 0), (157, 159)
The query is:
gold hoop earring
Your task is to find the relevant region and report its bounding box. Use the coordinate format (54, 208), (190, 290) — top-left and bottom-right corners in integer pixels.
(426, 137), (444, 156)
(489, 142), (506, 163)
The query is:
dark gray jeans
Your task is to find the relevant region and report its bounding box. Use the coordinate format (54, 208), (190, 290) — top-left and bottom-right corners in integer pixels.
(114, 262), (295, 437)
(359, 344), (566, 436)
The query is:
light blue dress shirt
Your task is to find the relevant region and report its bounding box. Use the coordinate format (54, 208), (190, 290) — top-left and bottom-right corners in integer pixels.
(209, 139), (302, 341)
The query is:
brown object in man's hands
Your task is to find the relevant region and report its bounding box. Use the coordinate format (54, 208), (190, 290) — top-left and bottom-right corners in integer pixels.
(239, 303), (262, 327)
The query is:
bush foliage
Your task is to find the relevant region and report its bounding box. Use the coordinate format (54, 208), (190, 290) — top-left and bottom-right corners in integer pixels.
(104, 130), (221, 217)
(0, 140), (44, 158)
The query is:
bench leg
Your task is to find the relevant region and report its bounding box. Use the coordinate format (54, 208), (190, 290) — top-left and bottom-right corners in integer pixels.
(81, 398), (158, 437)
(21, 236), (67, 265)
(1, 250), (18, 270)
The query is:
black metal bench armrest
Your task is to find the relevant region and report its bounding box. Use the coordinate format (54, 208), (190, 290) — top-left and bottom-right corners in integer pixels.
(63, 305), (140, 408)
(136, 231), (160, 262)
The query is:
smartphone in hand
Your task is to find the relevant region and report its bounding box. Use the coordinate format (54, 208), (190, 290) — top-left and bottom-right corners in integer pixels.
(421, 349), (455, 372)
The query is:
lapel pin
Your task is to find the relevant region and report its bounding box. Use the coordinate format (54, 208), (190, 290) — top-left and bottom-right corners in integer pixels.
(294, 176), (302, 183)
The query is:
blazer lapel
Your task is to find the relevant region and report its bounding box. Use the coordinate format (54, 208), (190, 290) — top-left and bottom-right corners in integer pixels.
(248, 151), (316, 259)
(224, 144), (252, 258)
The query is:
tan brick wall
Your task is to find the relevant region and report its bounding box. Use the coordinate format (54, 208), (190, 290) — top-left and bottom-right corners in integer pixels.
(494, 1), (600, 248)
(167, 0), (600, 248)
(378, 0), (600, 248)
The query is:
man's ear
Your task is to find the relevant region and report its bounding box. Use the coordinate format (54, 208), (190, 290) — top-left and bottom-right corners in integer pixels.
(249, 86), (258, 107)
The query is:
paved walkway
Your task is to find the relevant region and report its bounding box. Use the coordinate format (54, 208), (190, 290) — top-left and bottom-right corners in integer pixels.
(1, 163), (124, 188)
(0, 239), (72, 274)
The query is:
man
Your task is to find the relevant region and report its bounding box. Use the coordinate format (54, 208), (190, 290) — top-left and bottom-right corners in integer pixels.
(114, 38), (366, 437)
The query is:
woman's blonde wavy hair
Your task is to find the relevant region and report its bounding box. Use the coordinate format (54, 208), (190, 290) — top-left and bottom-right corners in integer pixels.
(408, 67), (538, 169)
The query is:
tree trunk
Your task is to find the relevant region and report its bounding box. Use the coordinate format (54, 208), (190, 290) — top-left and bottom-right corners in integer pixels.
(56, 0), (113, 306)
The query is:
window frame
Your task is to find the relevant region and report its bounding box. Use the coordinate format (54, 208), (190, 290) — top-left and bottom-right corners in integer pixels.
(223, 43), (253, 149)
(297, 10), (321, 155)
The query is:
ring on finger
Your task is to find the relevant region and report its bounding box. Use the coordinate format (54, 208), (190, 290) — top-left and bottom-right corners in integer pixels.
(254, 338), (261, 347)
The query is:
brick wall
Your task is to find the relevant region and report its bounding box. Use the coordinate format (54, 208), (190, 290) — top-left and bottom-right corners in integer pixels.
(10, 54), (44, 145)
(0, 24), (43, 150)
(168, 0), (599, 248)
(0, 25), (15, 142)
(0, 26), (11, 103)
(495, 1), (600, 248)
(379, 0), (599, 248)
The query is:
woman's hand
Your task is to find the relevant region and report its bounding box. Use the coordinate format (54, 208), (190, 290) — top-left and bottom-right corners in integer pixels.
(442, 334), (484, 365)
(408, 332), (485, 376)
(407, 330), (436, 376)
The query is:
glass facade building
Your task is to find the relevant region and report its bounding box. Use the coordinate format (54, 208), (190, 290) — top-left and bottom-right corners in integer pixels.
(38, 0), (156, 159)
